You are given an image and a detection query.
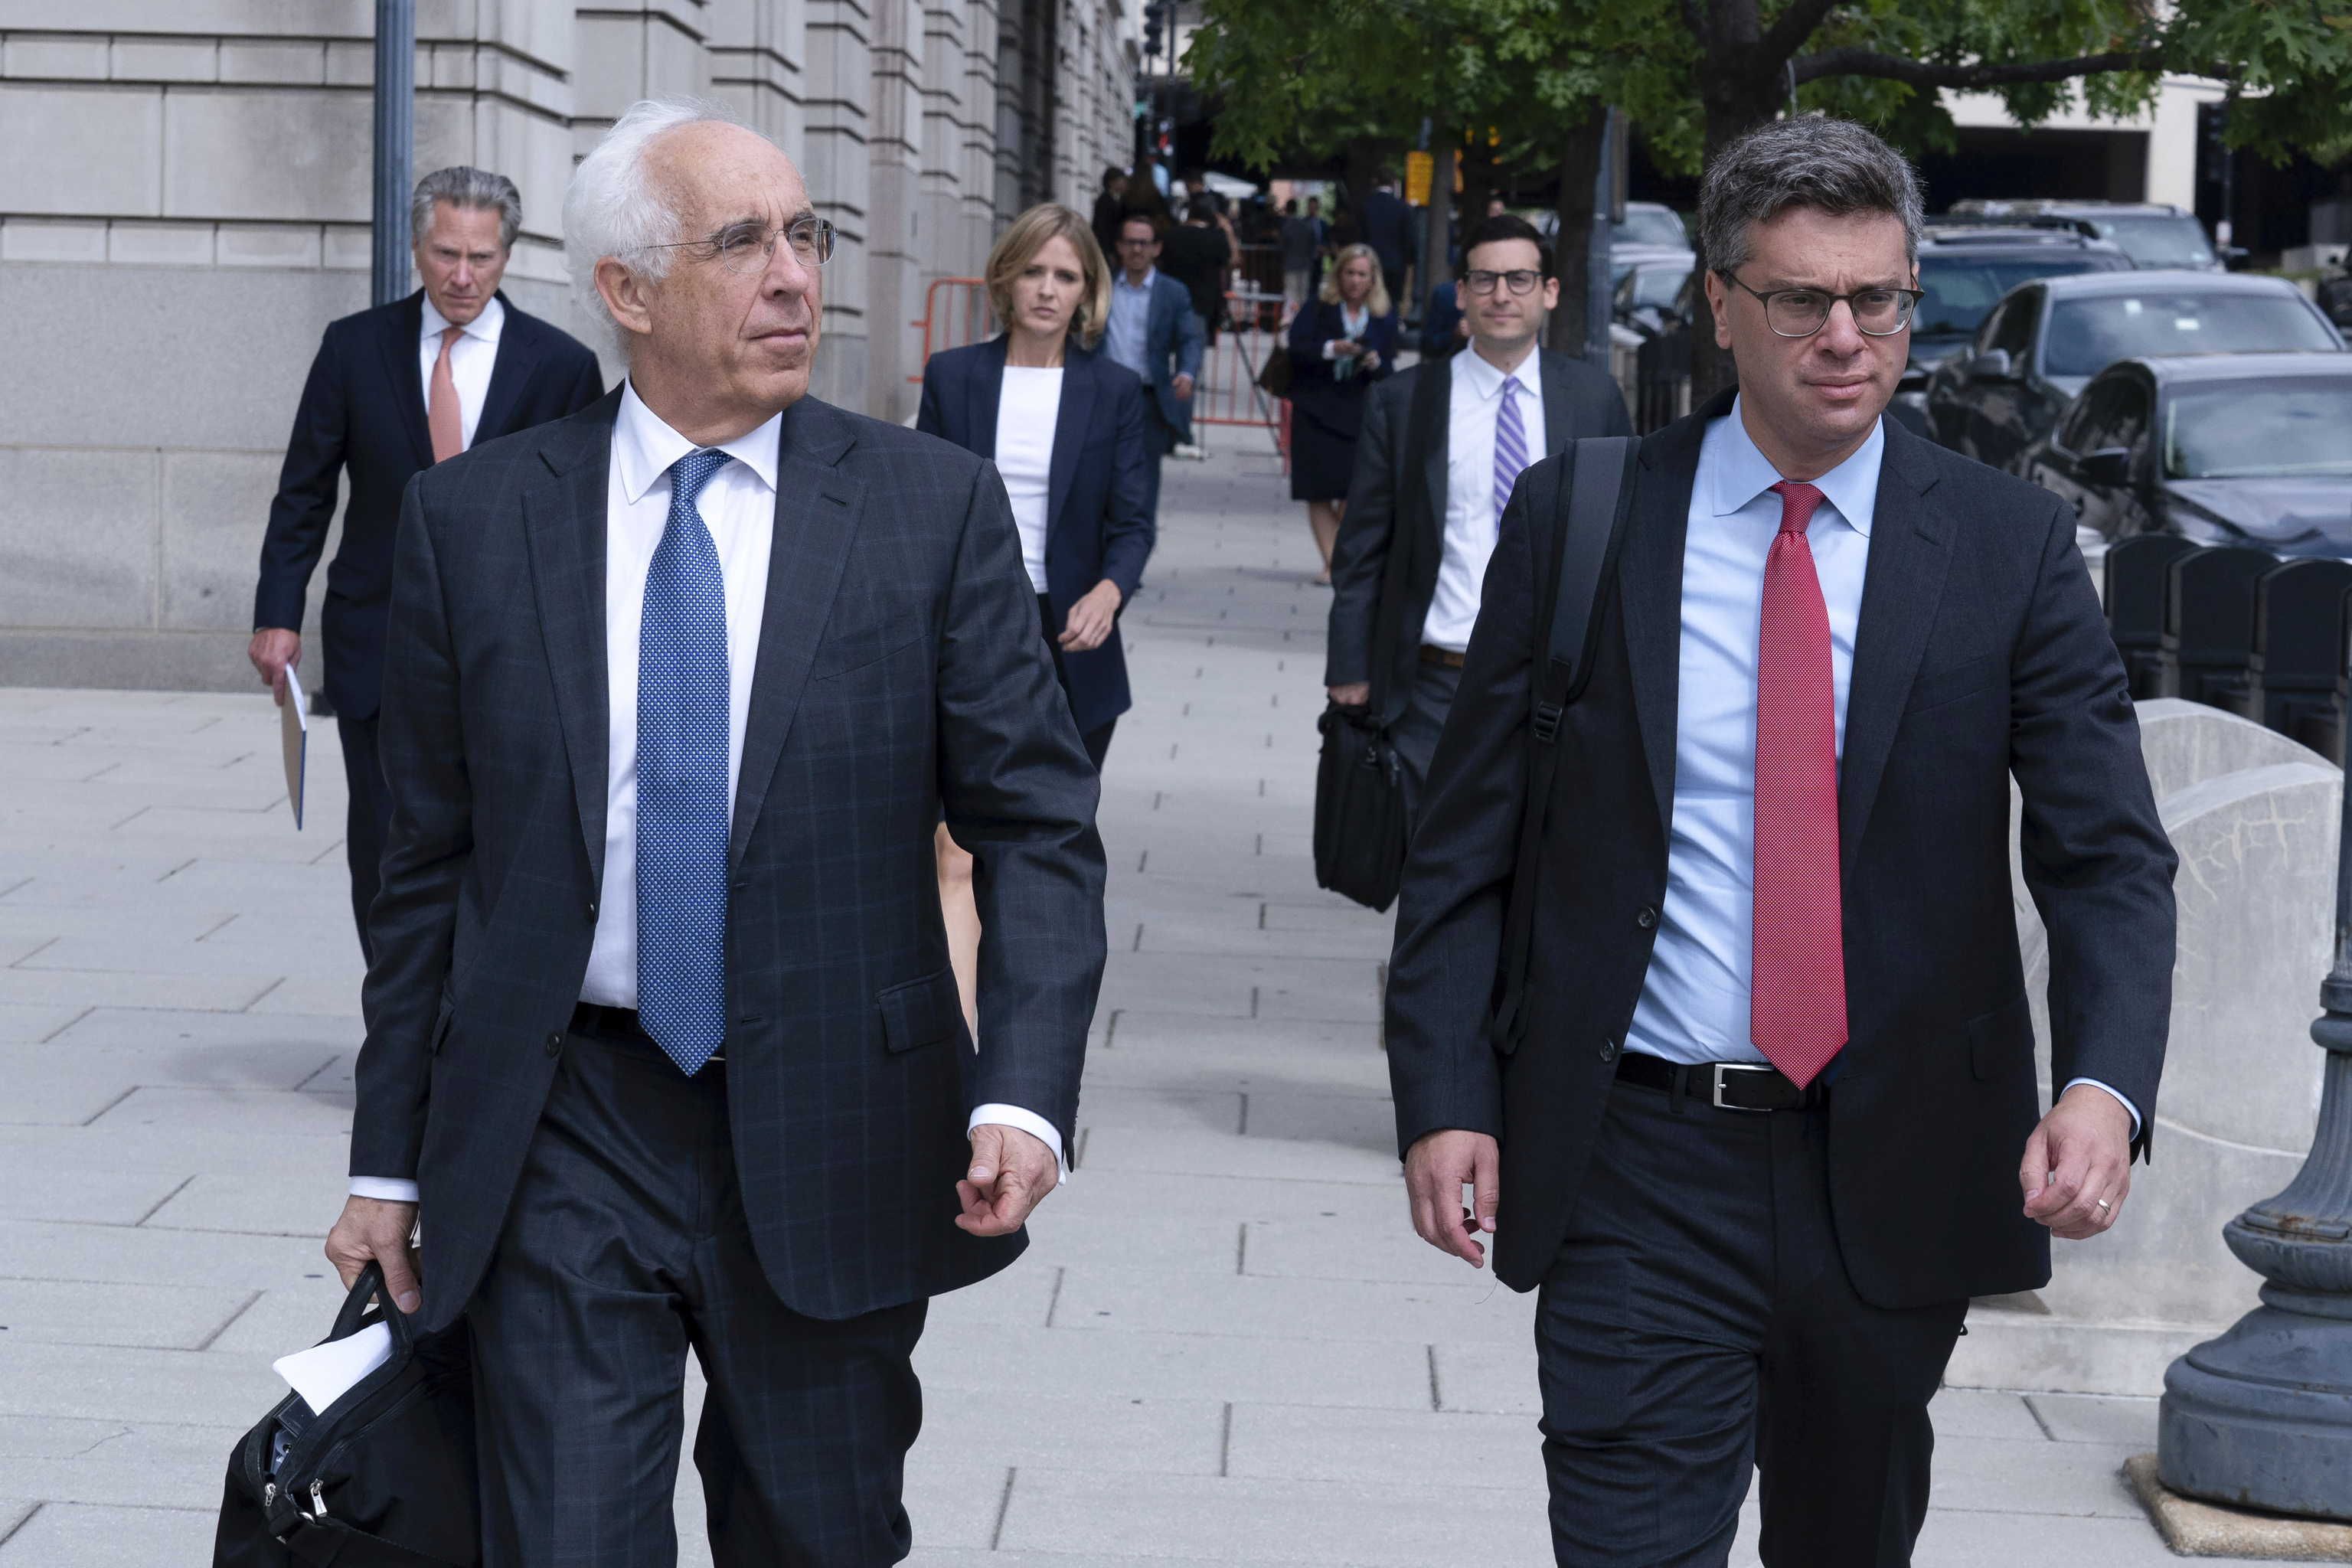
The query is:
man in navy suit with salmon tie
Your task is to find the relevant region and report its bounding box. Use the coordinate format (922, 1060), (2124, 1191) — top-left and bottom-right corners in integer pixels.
(251, 166), (602, 957)
(1386, 117), (2177, 1566)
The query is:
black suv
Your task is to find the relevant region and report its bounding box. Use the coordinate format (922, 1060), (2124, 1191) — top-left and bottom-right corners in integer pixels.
(1923, 271), (2344, 473)
(1890, 227), (2131, 434)
(1945, 200), (2223, 270)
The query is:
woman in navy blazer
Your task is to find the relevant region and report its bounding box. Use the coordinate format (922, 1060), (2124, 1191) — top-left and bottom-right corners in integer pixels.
(1286, 242), (1397, 582)
(919, 203), (1155, 1024)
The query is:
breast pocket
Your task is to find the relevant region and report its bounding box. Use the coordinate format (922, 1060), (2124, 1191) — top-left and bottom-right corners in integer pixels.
(1903, 653), (2004, 717)
(811, 624), (929, 683)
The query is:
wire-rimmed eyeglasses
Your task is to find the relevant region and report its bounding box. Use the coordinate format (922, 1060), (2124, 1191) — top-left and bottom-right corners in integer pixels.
(651, 217), (837, 274)
(1717, 271), (1921, 337)
(1462, 268), (1543, 297)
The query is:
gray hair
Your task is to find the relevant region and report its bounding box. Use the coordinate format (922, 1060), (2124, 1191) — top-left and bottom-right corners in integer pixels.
(410, 166), (522, 251)
(564, 98), (756, 355)
(1697, 116), (1924, 276)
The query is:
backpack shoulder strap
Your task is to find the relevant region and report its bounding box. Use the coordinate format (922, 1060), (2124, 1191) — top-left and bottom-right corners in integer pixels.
(1488, 434), (1640, 1054)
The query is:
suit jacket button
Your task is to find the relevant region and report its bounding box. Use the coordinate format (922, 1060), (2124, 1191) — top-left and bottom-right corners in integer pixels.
(1598, 1039), (1619, 1062)
(586, 901), (598, 920)
(1635, 905), (1658, 929)
(544, 1033), (564, 1057)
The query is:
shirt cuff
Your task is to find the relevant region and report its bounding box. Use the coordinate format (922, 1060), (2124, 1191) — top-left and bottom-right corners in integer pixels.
(2061, 1077), (2141, 1140)
(349, 1177), (420, 1203)
(1322, 340), (1341, 360)
(969, 1104), (1070, 1184)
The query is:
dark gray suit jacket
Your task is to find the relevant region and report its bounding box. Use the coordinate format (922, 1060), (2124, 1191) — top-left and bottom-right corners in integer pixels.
(1385, 390), (2176, 1310)
(351, 389), (1106, 1330)
(1324, 348), (1631, 725)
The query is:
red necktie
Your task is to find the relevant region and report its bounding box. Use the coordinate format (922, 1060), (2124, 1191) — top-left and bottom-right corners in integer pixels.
(1752, 481), (1847, 1089)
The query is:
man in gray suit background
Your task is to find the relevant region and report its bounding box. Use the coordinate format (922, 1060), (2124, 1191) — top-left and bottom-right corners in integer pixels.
(1325, 213), (1632, 820)
(324, 99), (1105, 1566)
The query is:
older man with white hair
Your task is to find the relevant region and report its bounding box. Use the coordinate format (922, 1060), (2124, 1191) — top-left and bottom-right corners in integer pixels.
(322, 100), (1106, 1565)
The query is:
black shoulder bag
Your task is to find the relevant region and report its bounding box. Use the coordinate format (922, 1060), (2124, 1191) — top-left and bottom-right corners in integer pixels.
(214, 1262), (479, 1568)
(1487, 435), (1642, 1054)
(1314, 364), (1449, 912)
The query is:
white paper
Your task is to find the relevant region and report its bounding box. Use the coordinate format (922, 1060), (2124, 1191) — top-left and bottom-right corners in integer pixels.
(279, 671), (309, 830)
(273, 1321), (390, 1414)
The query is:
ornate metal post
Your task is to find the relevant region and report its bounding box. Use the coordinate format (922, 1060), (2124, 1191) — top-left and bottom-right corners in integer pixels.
(371, 0), (415, 309)
(2159, 750), (2352, 1514)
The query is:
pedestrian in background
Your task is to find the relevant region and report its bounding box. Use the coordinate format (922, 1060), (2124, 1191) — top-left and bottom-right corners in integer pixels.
(1102, 213), (1204, 529)
(1279, 198), (1318, 317)
(1386, 116), (2173, 1566)
(1357, 172), (1415, 320)
(250, 165), (602, 960)
(1161, 196), (1233, 347)
(1286, 243), (1396, 582)
(325, 99), (1102, 1565)
(1325, 213), (1629, 822)
(1419, 276), (1465, 358)
(1091, 165), (1128, 263)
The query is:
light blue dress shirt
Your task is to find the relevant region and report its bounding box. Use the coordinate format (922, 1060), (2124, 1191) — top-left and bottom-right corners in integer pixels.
(1106, 267), (1157, 384)
(1623, 400), (2138, 1131)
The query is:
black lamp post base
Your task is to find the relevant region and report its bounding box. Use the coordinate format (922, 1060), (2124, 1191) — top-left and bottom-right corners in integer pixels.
(2160, 1298), (2352, 1519)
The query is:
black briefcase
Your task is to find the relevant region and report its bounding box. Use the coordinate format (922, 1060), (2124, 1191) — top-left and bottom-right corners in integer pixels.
(1314, 702), (1408, 911)
(214, 1262), (479, 1568)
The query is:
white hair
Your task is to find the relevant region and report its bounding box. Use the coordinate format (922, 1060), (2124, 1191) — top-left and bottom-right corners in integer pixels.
(563, 97), (756, 355)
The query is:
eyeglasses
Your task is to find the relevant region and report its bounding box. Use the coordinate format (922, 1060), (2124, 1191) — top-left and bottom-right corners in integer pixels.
(1462, 268), (1543, 297)
(1718, 271), (1920, 337)
(652, 217), (837, 274)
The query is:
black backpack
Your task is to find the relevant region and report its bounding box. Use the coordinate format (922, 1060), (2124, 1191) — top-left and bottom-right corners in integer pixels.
(214, 1262), (480, 1567)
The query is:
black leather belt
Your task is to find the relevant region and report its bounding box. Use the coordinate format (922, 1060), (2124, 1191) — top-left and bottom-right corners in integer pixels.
(569, 1002), (724, 1064)
(1615, 1050), (1823, 1112)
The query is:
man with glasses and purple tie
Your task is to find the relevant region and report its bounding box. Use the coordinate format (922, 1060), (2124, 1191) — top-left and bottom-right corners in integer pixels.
(322, 100), (1106, 1566)
(1325, 213), (1630, 822)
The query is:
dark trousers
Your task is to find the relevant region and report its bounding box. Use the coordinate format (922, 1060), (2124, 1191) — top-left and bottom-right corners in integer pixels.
(1537, 1072), (1967, 1567)
(1139, 400), (1176, 522)
(1389, 655), (1460, 830)
(467, 1019), (929, 1567)
(335, 714), (395, 963)
(1036, 593), (1117, 769)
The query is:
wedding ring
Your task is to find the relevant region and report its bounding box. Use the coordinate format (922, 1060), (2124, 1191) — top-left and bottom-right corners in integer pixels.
(2096, 1199), (2111, 1211)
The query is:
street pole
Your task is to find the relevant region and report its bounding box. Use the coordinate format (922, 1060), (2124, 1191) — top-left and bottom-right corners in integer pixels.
(371, 0), (415, 309)
(1584, 107), (1622, 364)
(2158, 757), (2352, 1517)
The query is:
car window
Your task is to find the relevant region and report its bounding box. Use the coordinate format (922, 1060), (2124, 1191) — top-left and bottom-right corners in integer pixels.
(1913, 258), (2122, 339)
(1617, 208), (1687, 248)
(2163, 381), (2352, 478)
(1988, 289), (2040, 358)
(2086, 214), (2217, 269)
(2043, 291), (2340, 377)
(1629, 266), (1687, 308)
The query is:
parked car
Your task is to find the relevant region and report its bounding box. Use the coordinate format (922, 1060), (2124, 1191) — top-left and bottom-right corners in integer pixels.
(2020, 353), (2352, 554)
(1945, 199), (2223, 270)
(1890, 227), (2132, 433)
(1536, 201), (1690, 252)
(1612, 255), (1694, 338)
(1923, 271), (2344, 473)
(2320, 270), (2352, 333)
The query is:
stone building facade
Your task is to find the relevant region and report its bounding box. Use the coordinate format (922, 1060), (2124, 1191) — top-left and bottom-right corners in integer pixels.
(0, 0), (1137, 689)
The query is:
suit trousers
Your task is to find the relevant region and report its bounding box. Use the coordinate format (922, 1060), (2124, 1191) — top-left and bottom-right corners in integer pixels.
(1036, 593), (1117, 769)
(334, 714), (395, 963)
(1537, 1071), (1967, 1567)
(466, 1018), (929, 1568)
(1389, 658), (1459, 830)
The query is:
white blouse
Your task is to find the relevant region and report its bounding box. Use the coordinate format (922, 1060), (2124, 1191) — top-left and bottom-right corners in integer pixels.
(995, 367), (1063, 593)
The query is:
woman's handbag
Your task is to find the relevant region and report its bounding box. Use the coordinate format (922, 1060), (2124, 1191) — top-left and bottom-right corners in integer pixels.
(214, 1263), (480, 1568)
(1256, 345), (1294, 398)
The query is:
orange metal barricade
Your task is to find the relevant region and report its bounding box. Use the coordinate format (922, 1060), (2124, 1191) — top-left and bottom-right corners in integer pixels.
(1194, 287), (1287, 464)
(909, 276), (993, 381)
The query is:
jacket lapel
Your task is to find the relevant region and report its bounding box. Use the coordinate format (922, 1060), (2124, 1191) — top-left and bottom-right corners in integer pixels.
(519, 391), (622, 884)
(728, 397), (865, 868)
(1837, 421), (1955, 871)
(472, 292), (539, 443)
(1416, 352), (1452, 564)
(1619, 398), (1713, 838)
(377, 291), (433, 470)
(970, 335), (1007, 467)
(1046, 343), (1094, 550)
(1537, 349), (1573, 456)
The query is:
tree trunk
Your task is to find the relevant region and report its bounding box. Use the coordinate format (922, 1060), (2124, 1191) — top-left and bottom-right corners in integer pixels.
(1341, 139), (1382, 228)
(1688, 5), (1791, 403)
(1421, 138), (1455, 317)
(1545, 105), (1608, 358)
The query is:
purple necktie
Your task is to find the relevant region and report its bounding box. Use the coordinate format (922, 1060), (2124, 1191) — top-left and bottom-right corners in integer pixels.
(1494, 377), (1528, 521)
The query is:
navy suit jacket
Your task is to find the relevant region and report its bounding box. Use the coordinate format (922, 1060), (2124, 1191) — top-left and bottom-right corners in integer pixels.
(254, 290), (603, 720)
(1285, 300), (1399, 443)
(352, 390), (1106, 1329)
(1385, 390), (2177, 1310)
(1126, 272), (1204, 433)
(916, 337), (1155, 735)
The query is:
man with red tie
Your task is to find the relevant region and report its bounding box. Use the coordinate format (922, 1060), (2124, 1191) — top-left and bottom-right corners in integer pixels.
(252, 167), (602, 957)
(1383, 117), (2176, 1566)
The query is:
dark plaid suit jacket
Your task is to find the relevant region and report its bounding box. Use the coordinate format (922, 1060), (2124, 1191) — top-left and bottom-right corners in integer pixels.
(350, 388), (1106, 1331)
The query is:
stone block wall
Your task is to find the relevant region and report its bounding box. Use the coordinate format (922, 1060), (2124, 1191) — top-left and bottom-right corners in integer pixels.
(0, 0), (1135, 690)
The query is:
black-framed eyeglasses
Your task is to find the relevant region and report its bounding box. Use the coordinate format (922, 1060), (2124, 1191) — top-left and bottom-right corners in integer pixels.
(1462, 268), (1542, 297)
(1717, 271), (1921, 337)
(651, 216), (836, 274)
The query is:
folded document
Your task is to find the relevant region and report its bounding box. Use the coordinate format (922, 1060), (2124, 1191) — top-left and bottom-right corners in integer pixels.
(273, 1321), (390, 1415)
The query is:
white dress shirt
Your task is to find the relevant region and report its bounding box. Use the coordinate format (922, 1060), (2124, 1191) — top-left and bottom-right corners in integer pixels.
(417, 293), (503, 452)
(1421, 346), (1544, 652)
(1106, 268), (1157, 383)
(1622, 400), (2138, 1132)
(995, 367), (1062, 593)
(350, 382), (1065, 1204)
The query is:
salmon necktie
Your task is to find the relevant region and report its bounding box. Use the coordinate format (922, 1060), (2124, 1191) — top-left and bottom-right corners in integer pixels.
(427, 325), (464, 463)
(1751, 481), (1847, 1089)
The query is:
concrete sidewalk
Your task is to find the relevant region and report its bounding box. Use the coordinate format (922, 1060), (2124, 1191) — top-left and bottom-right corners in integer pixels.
(0, 424), (2258, 1565)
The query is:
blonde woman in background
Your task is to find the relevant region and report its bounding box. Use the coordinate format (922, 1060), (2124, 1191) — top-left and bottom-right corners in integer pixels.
(1285, 242), (1396, 581)
(918, 204), (1155, 1030)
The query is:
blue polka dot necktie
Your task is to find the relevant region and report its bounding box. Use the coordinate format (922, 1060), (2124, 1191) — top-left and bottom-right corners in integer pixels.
(636, 448), (732, 1076)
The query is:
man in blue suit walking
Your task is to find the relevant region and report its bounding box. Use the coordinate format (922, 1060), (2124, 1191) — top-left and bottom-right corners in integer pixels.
(1102, 212), (1204, 527)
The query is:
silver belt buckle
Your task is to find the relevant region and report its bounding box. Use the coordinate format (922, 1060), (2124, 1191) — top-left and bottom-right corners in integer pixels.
(1710, 1061), (1775, 1111)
